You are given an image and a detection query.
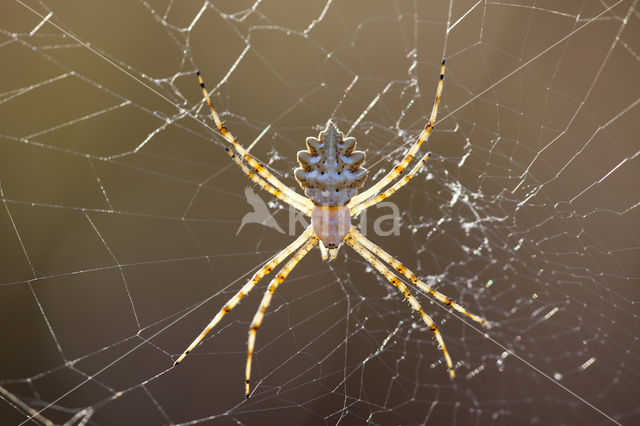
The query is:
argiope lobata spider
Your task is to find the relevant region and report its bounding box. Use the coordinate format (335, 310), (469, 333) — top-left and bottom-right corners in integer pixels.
(174, 60), (490, 398)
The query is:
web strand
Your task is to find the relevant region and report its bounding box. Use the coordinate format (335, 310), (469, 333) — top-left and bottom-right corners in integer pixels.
(1, 1), (638, 424)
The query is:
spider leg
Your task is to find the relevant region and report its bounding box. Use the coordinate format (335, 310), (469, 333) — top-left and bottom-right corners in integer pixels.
(225, 147), (312, 216)
(245, 235), (318, 398)
(344, 229), (456, 379)
(350, 228), (490, 327)
(174, 226), (315, 366)
(350, 153), (431, 215)
(349, 60), (445, 208)
(197, 71), (314, 214)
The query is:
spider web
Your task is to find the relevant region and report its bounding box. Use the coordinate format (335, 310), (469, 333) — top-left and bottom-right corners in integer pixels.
(1, 0), (638, 424)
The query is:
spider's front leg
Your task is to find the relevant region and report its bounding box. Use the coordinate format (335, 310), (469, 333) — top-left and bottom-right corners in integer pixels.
(174, 226), (315, 366)
(344, 228), (456, 379)
(344, 226), (491, 379)
(245, 235), (318, 398)
(350, 228), (490, 327)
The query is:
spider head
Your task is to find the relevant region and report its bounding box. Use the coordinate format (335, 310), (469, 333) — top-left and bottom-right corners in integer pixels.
(311, 206), (350, 259)
(319, 241), (343, 262)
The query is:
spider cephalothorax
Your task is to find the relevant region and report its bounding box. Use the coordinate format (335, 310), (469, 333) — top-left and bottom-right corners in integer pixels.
(176, 62), (490, 399)
(294, 121), (368, 250)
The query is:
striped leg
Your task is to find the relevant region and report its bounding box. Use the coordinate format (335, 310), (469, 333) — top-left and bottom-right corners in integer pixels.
(225, 148), (312, 216)
(197, 72), (314, 214)
(245, 235), (318, 398)
(174, 226), (315, 366)
(344, 229), (456, 379)
(350, 153), (431, 215)
(349, 60), (445, 208)
(350, 228), (489, 327)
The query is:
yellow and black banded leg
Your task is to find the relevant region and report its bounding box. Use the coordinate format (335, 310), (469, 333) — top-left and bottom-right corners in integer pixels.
(174, 226), (315, 366)
(224, 147), (312, 216)
(344, 229), (456, 379)
(350, 60), (445, 207)
(197, 71), (313, 214)
(245, 236), (318, 398)
(351, 153), (431, 215)
(350, 228), (490, 327)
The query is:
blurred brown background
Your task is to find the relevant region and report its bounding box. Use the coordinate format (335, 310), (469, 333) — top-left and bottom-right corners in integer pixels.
(1, 0), (638, 424)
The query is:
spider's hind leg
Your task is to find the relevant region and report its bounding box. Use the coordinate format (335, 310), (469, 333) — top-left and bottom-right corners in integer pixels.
(349, 60), (445, 208)
(224, 147), (312, 216)
(196, 71), (313, 216)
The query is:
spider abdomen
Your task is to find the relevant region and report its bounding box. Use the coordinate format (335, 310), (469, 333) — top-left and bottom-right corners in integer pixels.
(294, 121), (368, 206)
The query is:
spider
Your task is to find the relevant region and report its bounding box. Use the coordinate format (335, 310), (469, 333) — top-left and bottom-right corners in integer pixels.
(174, 60), (490, 398)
